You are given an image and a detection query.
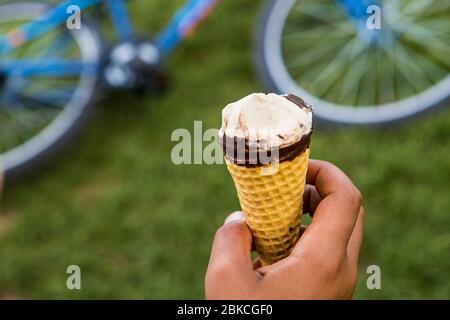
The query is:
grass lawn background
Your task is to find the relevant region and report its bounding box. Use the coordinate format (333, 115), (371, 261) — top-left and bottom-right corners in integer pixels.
(0, 0), (449, 299)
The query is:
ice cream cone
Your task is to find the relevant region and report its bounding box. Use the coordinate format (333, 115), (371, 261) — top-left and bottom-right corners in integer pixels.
(225, 148), (310, 265)
(219, 93), (314, 265)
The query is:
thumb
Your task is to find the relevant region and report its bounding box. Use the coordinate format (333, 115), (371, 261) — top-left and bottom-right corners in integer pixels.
(206, 212), (255, 289)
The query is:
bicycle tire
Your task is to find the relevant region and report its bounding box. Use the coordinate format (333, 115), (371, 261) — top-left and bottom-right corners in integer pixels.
(255, 0), (450, 126)
(0, 1), (103, 182)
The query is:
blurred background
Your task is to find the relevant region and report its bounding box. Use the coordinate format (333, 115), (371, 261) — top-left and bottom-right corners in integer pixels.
(0, 0), (449, 299)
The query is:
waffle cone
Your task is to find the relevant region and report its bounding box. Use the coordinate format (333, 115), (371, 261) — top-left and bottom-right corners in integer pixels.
(226, 149), (310, 265)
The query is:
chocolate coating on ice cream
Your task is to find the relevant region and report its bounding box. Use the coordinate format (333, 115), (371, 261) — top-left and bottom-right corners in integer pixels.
(218, 93), (314, 167)
(284, 94), (313, 113)
(218, 132), (311, 167)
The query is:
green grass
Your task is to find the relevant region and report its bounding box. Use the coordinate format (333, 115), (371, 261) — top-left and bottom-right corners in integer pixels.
(0, 0), (449, 299)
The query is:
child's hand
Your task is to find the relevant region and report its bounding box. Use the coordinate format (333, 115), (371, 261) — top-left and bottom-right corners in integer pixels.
(205, 160), (364, 299)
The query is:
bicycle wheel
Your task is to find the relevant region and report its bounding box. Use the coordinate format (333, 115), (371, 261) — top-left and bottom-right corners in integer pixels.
(257, 0), (450, 125)
(0, 2), (102, 180)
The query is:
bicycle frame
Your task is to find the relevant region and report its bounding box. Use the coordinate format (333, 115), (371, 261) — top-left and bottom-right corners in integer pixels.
(0, 0), (220, 76)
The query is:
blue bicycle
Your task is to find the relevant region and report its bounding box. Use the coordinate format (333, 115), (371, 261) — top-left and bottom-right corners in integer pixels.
(1, 0), (449, 179)
(0, 0), (221, 178)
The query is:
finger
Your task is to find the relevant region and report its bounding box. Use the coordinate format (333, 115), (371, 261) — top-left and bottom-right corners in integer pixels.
(347, 206), (365, 266)
(226, 211), (256, 252)
(224, 211), (245, 225)
(255, 225), (308, 275)
(206, 212), (256, 287)
(295, 160), (362, 254)
(302, 185), (322, 216)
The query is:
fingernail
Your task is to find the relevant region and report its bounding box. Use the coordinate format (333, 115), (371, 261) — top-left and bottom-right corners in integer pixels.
(224, 211), (245, 225)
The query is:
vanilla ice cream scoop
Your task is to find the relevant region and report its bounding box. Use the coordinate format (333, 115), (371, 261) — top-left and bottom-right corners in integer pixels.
(218, 93), (313, 165)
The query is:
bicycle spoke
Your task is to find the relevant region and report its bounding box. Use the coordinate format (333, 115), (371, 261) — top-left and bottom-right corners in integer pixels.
(376, 42), (396, 104)
(285, 35), (350, 70)
(337, 42), (371, 105)
(284, 24), (353, 41)
(403, 0), (449, 17)
(416, 20), (450, 38)
(402, 0), (435, 16)
(16, 92), (67, 109)
(403, 25), (450, 53)
(37, 31), (73, 59)
(404, 44), (447, 84)
(292, 2), (346, 26)
(400, 35), (450, 74)
(395, 42), (434, 93)
(358, 46), (385, 106)
(2, 110), (38, 143)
